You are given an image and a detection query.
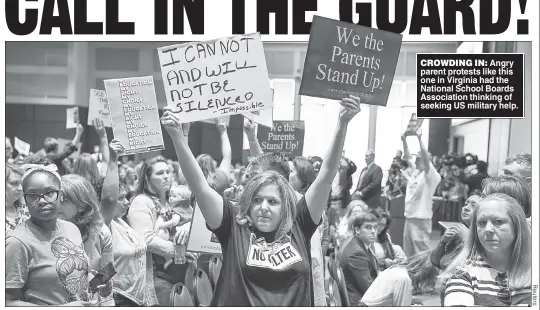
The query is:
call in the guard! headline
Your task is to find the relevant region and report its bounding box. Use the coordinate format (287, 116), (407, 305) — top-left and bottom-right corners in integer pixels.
(6, 0), (531, 35)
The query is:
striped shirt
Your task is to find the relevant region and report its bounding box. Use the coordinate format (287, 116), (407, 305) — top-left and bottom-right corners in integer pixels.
(444, 257), (531, 306)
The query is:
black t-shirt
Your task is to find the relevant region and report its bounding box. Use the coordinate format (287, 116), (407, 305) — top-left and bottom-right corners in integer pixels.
(208, 196), (319, 306)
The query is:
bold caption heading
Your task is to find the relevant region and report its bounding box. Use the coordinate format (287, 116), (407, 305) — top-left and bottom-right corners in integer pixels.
(6, 0), (530, 36)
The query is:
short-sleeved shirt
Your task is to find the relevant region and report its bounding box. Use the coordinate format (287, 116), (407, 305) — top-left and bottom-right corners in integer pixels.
(84, 223), (114, 272)
(110, 219), (148, 305)
(208, 196), (319, 306)
(6, 219), (91, 305)
(444, 257), (531, 306)
(404, 163), (441, 219)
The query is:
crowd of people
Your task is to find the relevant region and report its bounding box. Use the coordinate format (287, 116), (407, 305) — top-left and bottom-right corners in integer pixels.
(5, 96), (533, 306)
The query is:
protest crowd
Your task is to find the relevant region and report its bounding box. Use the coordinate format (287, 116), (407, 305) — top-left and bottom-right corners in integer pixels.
(5, 98), (533, 306)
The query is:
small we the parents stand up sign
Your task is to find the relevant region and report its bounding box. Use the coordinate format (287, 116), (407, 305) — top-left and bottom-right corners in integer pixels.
(300, 16), (403, 107)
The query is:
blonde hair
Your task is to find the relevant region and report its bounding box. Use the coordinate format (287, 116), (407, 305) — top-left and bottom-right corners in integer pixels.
(236, 170), (297, 243)
(398, 251), (439, 294)
(170, 185), (192, 200)
(440, 193), (531, 290)
(73, 153), (100, 182)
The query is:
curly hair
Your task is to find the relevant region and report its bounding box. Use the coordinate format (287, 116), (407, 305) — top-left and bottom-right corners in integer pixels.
(61, 174), (104, 242)
(236, 170), (298, 243)
(245, 152), (290, 180)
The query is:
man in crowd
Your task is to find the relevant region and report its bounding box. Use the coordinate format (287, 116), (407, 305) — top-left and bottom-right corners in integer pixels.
(353, 150), (383, 209)
(501, 153), (532, 186)
(401, 132), (441, 257)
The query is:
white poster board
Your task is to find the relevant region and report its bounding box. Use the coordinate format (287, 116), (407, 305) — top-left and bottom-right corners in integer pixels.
(66, 107), (79, 129)
(187, 203), (222, 254)
(199, 116), (231, 126)
(157, 33), (273, 123)
(242, 88), (274, 128)
(87, 89), (112, 127)
(14, 137), (30, 156)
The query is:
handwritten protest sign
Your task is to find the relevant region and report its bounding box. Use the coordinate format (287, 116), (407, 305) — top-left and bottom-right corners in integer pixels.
(157, 33), (273, 123)
(66, 107), (79, 129)
(404, 113), (424, 136)
(257, 121), (305, 156)
(104, 76), (165, 155)
(300, 16), (403, 106)
(199, 116), (230, 126)
(242, 88), (274, 128)
(14, 137), (30, 156)
(87, 89), (112, 127)
(187, 203), (222, 254)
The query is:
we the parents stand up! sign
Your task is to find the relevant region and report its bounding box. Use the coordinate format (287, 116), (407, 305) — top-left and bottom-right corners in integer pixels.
(300, 16), (403, 107)
(257, 121), (305, 156)
(157, 33), (273, 123)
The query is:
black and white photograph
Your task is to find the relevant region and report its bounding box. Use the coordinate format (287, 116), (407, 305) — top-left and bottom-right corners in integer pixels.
(2, 1), (538, 307)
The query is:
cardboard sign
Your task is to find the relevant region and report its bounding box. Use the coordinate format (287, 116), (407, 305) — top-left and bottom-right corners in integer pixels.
(257, 121), (305, 156)
(87, 89), (112, 127)
(14, 137), (30, 156)
(66, 107), (79, 129)
(243, 107), (273, 128)
(404, 113), (424, 136)
(186, 203), (222, 254)
(104, 76), (165, 155)
(299, 16), (403, 106)
(199, 116), (231, 126)
(157, 33), (273, 123)
(242, 88), (274, 128)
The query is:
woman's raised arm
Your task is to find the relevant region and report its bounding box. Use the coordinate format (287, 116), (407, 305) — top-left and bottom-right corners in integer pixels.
(161, 108), (223, 230)
(305, 96), (361, 223)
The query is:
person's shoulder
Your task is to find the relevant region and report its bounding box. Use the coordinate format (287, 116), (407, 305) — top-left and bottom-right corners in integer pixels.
(131, 194), (156, 208)
(57, 218), (79, 231)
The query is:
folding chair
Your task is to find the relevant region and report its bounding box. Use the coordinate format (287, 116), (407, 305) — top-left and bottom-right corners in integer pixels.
(170, 282), (194, 306)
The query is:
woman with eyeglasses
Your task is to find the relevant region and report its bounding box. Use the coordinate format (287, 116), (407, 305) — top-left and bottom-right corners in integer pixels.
(441, 193), (532, 306)
(6, 157), (94, 306)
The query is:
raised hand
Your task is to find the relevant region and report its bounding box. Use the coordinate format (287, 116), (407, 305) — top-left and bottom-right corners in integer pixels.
(243, 118), (257, 138)
(338, 95), (362, 124)
(161, 107), (184, 137)
(76, 124), (85, 135)
(109, 139), (125, 157)
(92, 119), (106, 139)
(216, 117), (227, 133)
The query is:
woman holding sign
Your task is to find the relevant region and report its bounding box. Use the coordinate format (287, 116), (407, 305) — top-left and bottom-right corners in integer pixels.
(161, 95), (362, 306)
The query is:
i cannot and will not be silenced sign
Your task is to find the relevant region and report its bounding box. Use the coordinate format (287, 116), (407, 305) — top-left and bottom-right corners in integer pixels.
(257, 121), (305, 156)
(300, 16), (402, 107)
(157, 33), (273, 123)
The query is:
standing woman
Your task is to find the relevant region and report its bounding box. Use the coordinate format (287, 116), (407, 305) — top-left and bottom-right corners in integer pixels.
(6, 163), (29, 233)
(441, 193), (532, 306)
(6, 158), (92, 306)
(161, 95), (362, 306)
(289, 156), (326, 306)
(126, 156), (189, 306)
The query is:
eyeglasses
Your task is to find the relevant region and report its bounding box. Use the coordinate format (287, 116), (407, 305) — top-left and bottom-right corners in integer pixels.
(496, 273), (511, 305)
(24, 190), (60, 205)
